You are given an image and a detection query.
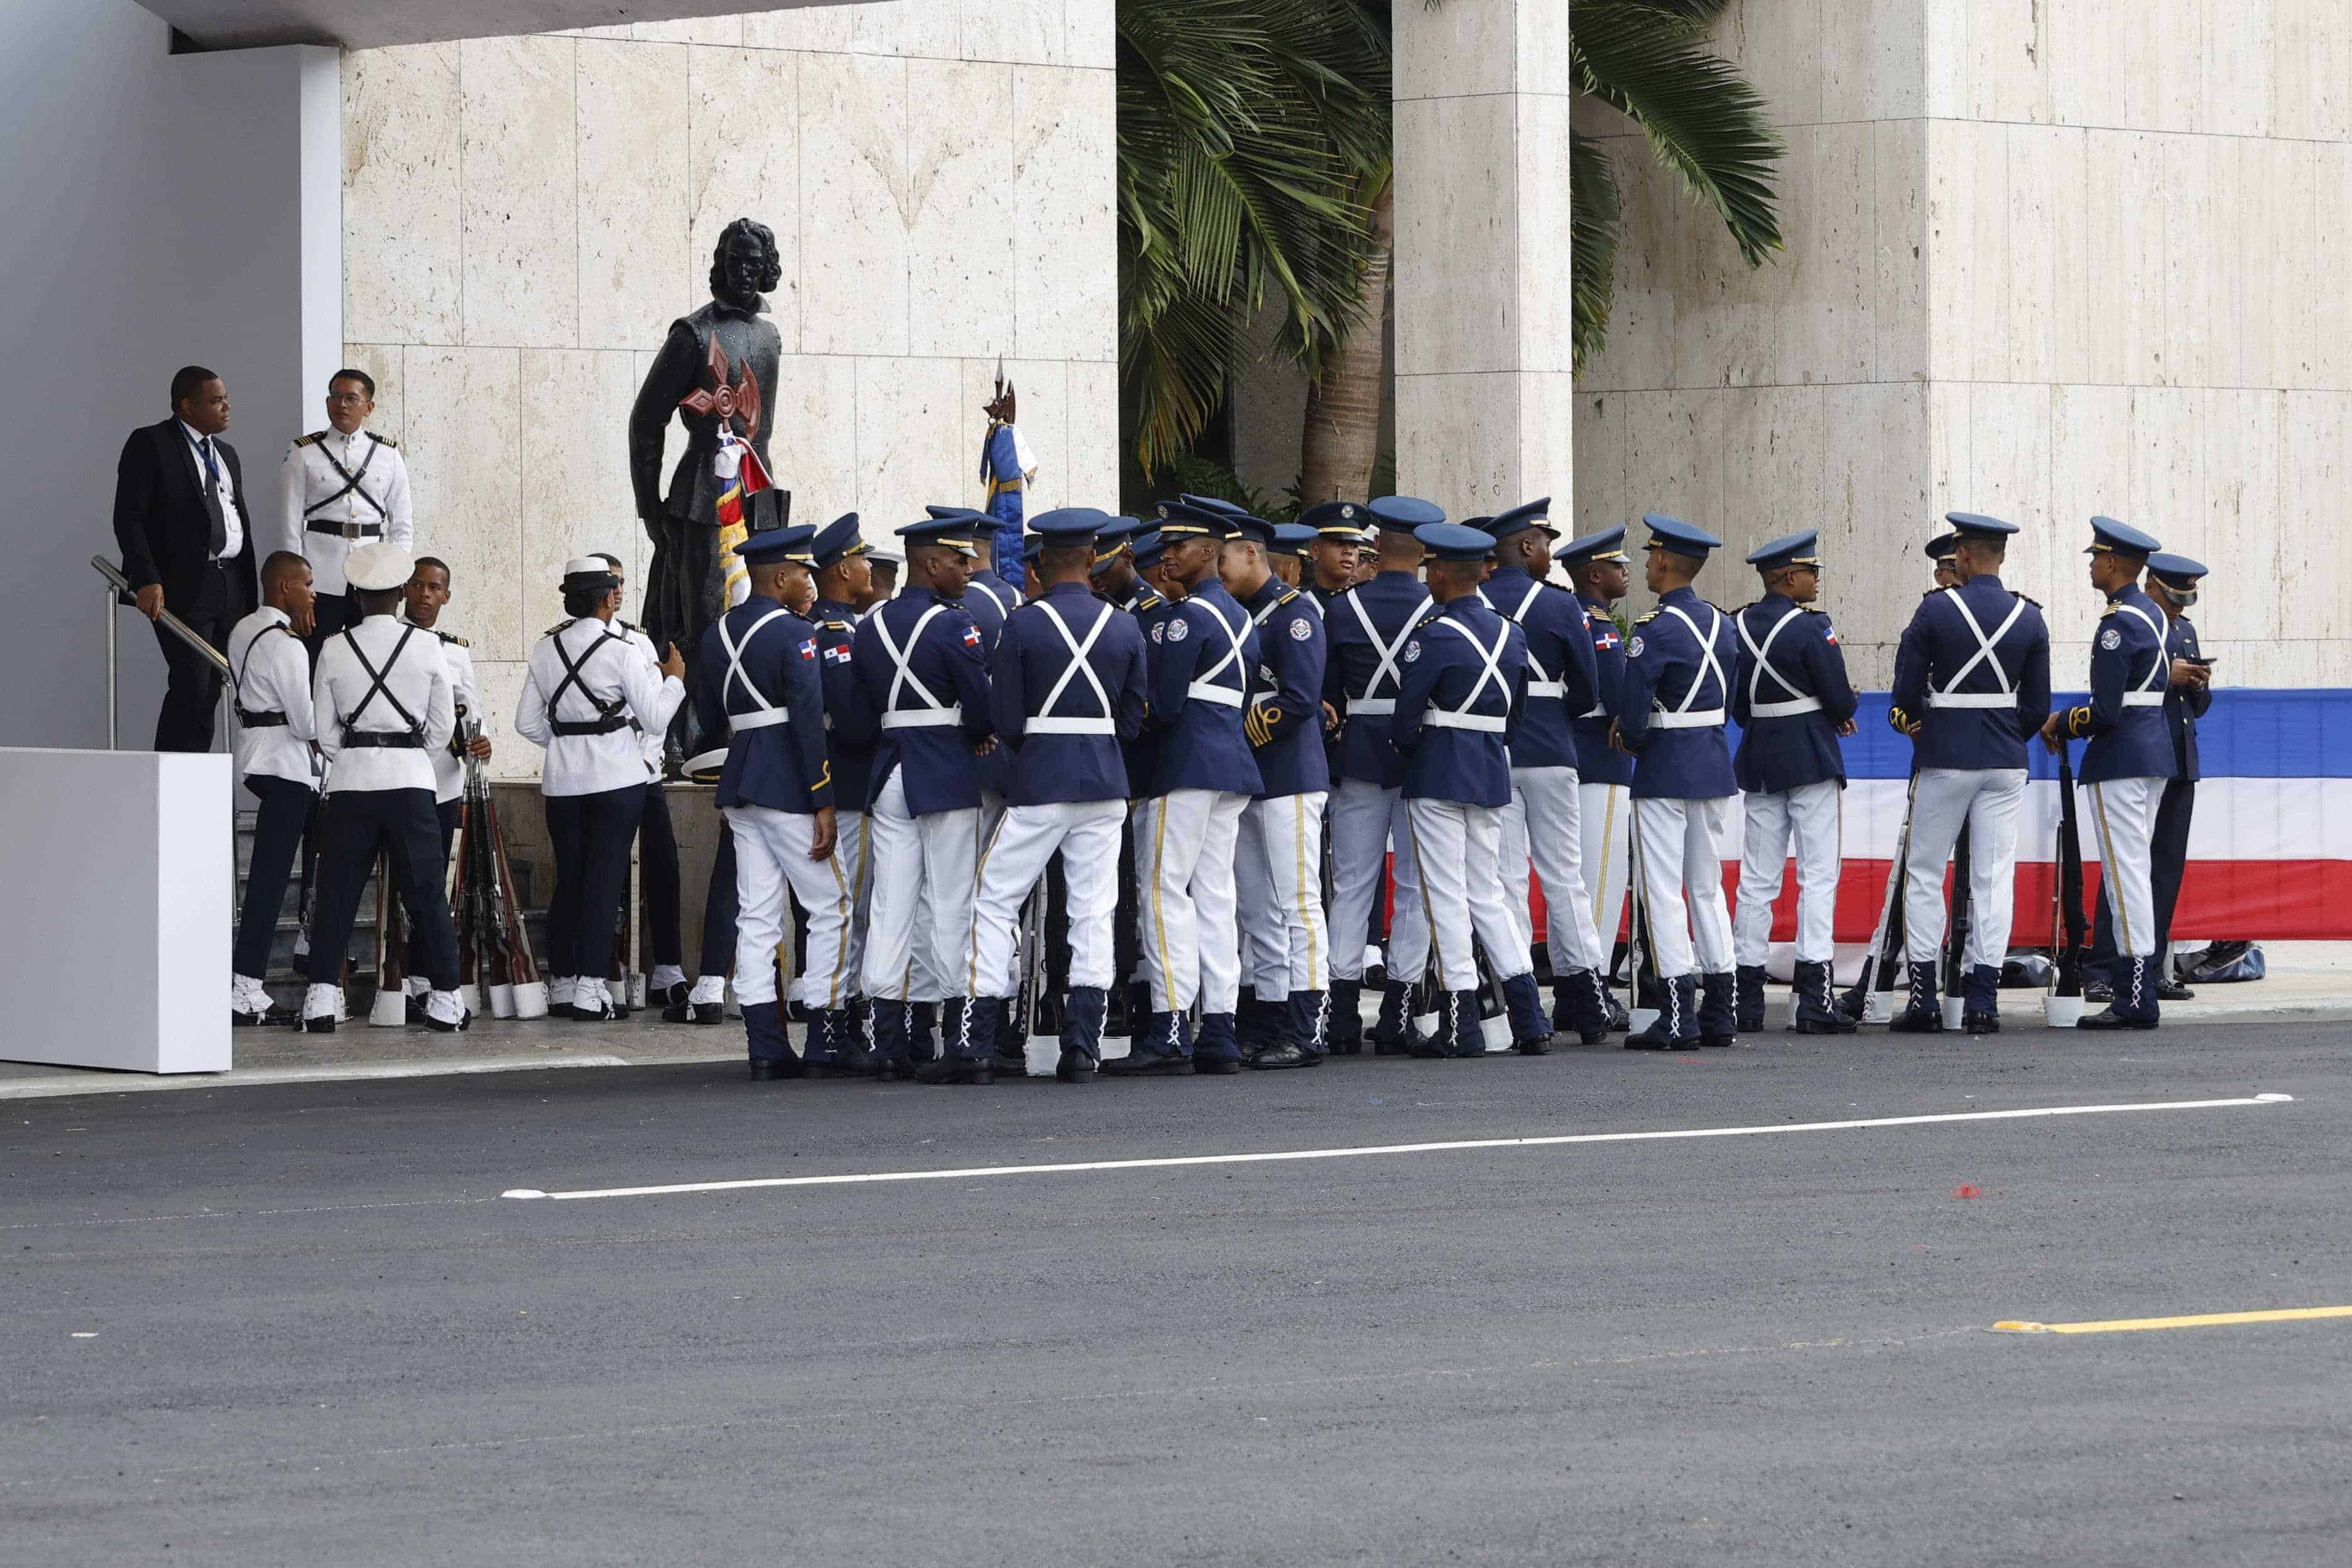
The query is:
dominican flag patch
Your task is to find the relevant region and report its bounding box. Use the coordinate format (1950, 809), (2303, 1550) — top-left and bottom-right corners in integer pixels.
(1822, 624), (1839, 645)
(798, 638), (819, 660)
(962, 625), (984, 646)
(1593, 626), (1620, 651)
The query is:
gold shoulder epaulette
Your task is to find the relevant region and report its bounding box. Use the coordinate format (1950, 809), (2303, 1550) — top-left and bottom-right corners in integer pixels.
(543, 619), (572, 637)
(433, 629), (469, 648)
(295, 432), (324, 448)
(2015, 593), (2040, 608)
(376, 434), (398, 448)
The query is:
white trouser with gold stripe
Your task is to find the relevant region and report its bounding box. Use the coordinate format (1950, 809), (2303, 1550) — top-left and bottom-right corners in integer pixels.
(2085, 775), (2162, 959)
(1498, 765), (1604, 976)
(1133, 788), (1249, 1015)
(1732, 779), (1843, 966)
(967, 798), (1126, 998)
(1633, 796), (1734, 979)
(859, 770), (977, 1003)
(1236, 791), (1331, 999)
(1902, 766), (2025, 968)
(1578, 781), (1632, 976)
(1394, 798), (1533, 993)
(721, 803), (853, 1009)
(1325, 777), (1427, 983)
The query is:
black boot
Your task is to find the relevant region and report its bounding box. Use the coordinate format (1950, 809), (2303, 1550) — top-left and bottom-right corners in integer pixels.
(1289, 990), (1331, 1063)
(1057, 986), (1106, 1082)
(992, 996), (1030, 1077)
(1549, 969), (1610, 1046)
(1194, 1013), (1244, 1074)
(908, 1000), (938, 1063)
(743, 1001), (804, 1079)
(915, 999), (995, 1083)
(1735, 964), (1768, 1033)
(2078, 955), (2160, 1030)
(867, 999), (915, 1081)
(1887, 962), (1944, 1033)
(1699, 971), (1738, 1048)
(1327, 977), (1364, 1054)
(1102, 1011), (1192, 1075)
(658, 980), (692, 1024)
(1961, 962), (2002, 1035)
(801, 1008), (850, 1076)
(1626, 976), (1699, 1050)
(1503, 972), (1553, 1054)
(1790, 960), (1857, 1035)
(1370, 981), (1422, 1055)
(1410, 990), (1463, 1057)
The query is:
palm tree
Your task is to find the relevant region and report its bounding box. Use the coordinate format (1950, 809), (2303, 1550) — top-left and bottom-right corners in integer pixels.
(1118, 0), (1391, 476)
(1290, 0), (1783, 501)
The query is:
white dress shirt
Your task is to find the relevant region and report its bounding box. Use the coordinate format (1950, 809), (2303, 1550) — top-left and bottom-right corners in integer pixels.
(403, 622), (480, 805)
(313, 614), (455, 796)
(226, 605), (318, 788)
(177, 418), (243, 562)
(616, 619), (670, 776)
(278, 427), (415, 596)
(515, 616), (684, 797)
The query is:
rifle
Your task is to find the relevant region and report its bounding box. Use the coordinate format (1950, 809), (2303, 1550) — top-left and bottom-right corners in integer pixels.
(368, 847), (408, 1025)
(449, 709), (548, 1018)
(2051, 743), (2090, 999)
(1844, 771), (1919, 1021)
(1943, 820), (1973, 1018)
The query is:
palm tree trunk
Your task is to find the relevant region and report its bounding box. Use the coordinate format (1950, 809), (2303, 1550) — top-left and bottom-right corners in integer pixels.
(1297, 178), (1393, 505)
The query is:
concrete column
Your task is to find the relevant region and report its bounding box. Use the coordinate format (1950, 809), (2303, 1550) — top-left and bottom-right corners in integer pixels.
(1570, 0), (2352, 689)
(1390, 1), (1578, 518)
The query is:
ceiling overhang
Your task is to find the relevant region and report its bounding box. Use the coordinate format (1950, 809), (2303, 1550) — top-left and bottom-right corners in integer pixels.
(138, 1), (839, 52)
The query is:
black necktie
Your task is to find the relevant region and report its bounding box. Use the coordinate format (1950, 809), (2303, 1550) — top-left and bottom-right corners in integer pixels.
(199, 438), (226, 557)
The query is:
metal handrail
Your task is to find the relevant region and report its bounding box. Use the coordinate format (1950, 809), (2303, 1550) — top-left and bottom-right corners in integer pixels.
(94, 554), (232, 751)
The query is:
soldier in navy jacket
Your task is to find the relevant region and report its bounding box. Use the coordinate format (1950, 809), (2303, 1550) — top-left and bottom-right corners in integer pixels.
(2043, 517), (2176, 1030)
(1109, 501), (1264, 1075)
(927, 505), (1015, 821)
(1319, 498), (1440, 1052)
(964, 510), (1150, 1082)
(792, 513), (882, 1060)
(1386, 523), (1554, 1058)
(1613, 514), (1741, 1050)
(1555, 526), (1637, 1032)
(1886, 511), (2052, 1033)
(2090, 551), (2211, 1004)
(1728, 530), (1861, 1035)
(1226, 513), (1334, 1069)
(851, 514), (998, 1076)
(693, 527), (845, 1077)
(1480, 498), (1609, 1043)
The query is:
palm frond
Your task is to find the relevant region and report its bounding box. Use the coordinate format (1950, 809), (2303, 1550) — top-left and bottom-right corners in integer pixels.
(1569, 131), (1621, 371)
(1571, 0), (1784, 266)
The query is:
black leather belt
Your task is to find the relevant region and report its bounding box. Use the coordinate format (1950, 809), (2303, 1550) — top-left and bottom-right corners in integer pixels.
(342, 730), (425, 749)
(236, 709), (288, 728)
(551, 716), (631, 736)
(307, 518), (384, 538)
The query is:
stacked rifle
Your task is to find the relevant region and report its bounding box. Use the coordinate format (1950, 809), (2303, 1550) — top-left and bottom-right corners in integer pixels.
(446, 710), (548, 1019)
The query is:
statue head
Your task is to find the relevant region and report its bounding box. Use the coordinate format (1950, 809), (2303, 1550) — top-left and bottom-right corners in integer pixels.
(710, 218), (783, 312)
(985, 361), (1016, 425)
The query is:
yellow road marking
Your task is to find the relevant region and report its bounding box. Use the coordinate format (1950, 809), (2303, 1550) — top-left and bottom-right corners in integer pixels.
(1993, 1305), (2352, 1336)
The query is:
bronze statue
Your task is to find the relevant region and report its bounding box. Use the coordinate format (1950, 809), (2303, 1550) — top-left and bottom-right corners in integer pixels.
(628, 218), (790, 745)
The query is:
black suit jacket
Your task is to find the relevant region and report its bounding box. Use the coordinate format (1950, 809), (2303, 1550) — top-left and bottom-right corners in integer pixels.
(112, 418), (257, 610)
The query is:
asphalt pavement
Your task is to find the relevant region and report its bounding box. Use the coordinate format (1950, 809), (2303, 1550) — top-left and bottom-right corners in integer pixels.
(8, 1020), (2351, 1567)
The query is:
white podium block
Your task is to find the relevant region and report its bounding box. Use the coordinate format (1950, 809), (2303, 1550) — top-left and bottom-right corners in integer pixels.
(0, 749), (231, 1073)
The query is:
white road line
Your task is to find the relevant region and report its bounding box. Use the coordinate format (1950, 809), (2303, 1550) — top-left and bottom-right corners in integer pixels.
(504, 1092), (2296, 1203)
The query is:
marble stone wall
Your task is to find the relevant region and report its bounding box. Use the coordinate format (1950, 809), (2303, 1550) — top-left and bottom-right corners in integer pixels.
(340, 2), (1118, 778)
(1391, 0), (1579, 519)
(1571, 0), (2352, 691)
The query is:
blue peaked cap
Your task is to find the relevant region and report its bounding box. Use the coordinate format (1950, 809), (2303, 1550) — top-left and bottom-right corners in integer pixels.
(2088, 514), (2162, 559)
(1415, 522), (1498, 562)
(734, 523), (817, 562)
(1642, 513), (1724, 557)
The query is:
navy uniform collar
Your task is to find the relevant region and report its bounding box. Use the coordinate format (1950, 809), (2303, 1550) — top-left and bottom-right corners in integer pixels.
(1658, 584), (1704, 608)
(927, 587), (964, 608)
(741, 591), (783, 612)
(1486, 565), (1537, 589)
(1753, 591), (1796, 611)
(1043, 580), (1096, 602)
(1241, 576), (1287, 614)
(1577, 592), (1614, 612)
(1961, 572), (2004, 591)
(813, 596), (856, 619)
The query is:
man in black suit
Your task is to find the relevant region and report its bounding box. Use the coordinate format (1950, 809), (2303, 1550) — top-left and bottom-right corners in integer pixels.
(114, 366), (264, 751)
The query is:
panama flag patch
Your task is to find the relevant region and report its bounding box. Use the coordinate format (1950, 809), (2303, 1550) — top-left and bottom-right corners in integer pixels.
(823, 643), (852, 665)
